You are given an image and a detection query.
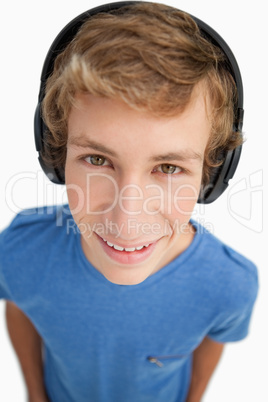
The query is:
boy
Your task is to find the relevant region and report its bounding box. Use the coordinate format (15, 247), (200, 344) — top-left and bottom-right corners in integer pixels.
(0, 2), (258, 402)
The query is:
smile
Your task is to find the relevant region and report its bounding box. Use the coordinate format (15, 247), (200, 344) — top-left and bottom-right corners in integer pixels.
(95, 233), (158, 265)
(102, 238), (150, 252)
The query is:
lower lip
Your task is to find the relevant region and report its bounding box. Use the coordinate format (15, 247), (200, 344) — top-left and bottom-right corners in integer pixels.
(96, 235), (158, 265)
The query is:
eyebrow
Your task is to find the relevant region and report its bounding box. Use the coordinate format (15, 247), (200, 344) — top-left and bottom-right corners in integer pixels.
(68, 136), (203, 163)
(149, 151), (203, 163)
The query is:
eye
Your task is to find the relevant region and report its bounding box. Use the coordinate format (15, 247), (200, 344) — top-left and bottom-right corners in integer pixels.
(84, 155), (110, 166)
(155, 164), (182, 175)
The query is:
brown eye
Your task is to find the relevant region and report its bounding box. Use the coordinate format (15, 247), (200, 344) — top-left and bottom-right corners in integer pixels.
(85, 155), (107, 166)
(159, 164), (181, 174)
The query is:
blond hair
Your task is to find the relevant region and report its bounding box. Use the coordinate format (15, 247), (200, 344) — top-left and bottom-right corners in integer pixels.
(42, 2), (242, 185)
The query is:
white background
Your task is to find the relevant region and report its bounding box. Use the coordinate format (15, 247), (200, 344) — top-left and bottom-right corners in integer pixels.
(0, 0), (266, 401)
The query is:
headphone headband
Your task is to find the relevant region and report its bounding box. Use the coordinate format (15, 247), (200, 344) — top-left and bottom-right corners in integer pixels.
(34, 1), (244, 203)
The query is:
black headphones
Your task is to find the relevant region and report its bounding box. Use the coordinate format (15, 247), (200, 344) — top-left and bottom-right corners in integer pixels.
(34, 1), (244, 204)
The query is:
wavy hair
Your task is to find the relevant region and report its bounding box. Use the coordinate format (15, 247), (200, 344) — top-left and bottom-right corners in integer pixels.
(42, 2), (242, 185)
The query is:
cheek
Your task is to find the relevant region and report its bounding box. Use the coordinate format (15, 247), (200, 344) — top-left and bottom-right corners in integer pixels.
(66, 184), (85, 217)
(172, 182), (200, 216)
(65, 165), (119, 216)
(162, 175), (201, 223)
(65, 162), (85, 216)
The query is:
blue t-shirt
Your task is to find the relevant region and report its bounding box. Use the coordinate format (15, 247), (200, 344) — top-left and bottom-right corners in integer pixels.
(0, 205), (258, 402)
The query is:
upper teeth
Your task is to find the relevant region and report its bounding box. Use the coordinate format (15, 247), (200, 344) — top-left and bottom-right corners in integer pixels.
(103, 239), (150, 252)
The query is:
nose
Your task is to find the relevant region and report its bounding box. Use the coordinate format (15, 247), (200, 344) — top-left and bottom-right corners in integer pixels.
(106, 175), (162, 240)
(118, 182), (144, 216)
(108, 181), (143, 239)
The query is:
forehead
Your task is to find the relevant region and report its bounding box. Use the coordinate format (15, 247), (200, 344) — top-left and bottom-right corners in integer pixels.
(67, 86), (210, 158)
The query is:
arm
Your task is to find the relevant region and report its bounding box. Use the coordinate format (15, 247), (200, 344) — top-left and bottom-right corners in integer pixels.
(5, 301), (49, 402)
(185, 336), (224, 402)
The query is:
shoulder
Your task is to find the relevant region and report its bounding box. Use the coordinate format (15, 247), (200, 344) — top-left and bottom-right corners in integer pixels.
(0, 204), (72, 251)
(191, 220), (258, 311)
(192, 220), (258, 281)
(0, 205), (76, 300)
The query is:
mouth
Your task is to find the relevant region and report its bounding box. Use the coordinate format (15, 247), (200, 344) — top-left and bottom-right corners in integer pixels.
(102, 238), (151, 252)
(95, 234), (159, 265)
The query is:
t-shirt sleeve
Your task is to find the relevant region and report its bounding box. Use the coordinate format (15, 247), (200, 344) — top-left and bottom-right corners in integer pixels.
(0, 228), (13, 300)
(207, 303), (256, 343)
(0, 268), (11, 300)
(207, 259), (258, 343)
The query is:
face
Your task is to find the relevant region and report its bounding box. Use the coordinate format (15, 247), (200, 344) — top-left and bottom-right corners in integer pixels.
(65, 89), (210, 285)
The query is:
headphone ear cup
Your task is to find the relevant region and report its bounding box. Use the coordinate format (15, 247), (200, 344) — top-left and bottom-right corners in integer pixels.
(34, 103), (65, 184)
(198, 107), (244, 204)
(34, 103), (43, 154)
(198, 145), (242, 204)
